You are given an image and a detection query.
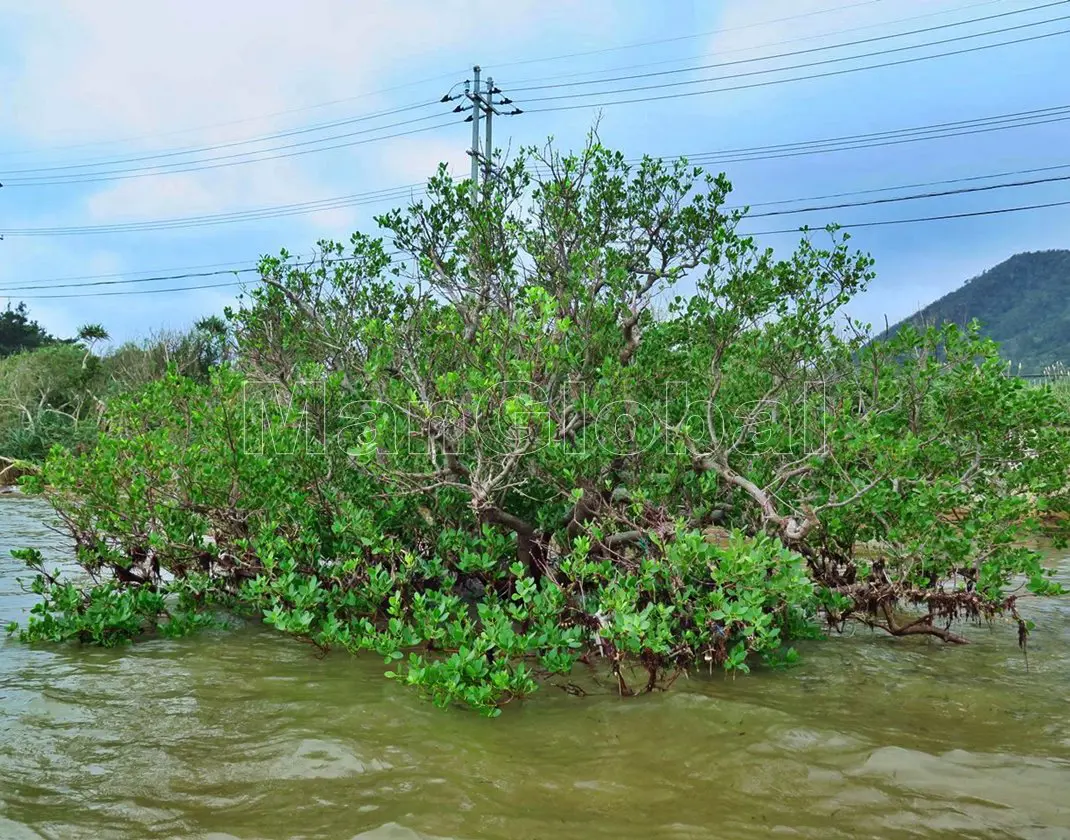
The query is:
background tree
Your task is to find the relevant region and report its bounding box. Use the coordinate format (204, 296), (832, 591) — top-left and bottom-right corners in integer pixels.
(76, 323), (110, 369)
(0, 302), (54, 357)
(0, 314), (232, 465)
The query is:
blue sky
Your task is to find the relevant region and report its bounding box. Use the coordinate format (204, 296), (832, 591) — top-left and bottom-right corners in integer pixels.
(0, 0), (1067, 343)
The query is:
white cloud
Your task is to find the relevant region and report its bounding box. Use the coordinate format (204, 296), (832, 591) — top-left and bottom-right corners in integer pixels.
(0, 0), (628, 342)
(5, 0), (613, 147)
(1, 0), (619, 237)
(10, 0), (1058, 345)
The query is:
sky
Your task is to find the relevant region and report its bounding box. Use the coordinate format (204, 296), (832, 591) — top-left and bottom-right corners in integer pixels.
(0, 0), (1067, 343)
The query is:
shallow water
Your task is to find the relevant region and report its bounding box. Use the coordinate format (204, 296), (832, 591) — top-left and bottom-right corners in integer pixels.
(1, 496), (1068, 840)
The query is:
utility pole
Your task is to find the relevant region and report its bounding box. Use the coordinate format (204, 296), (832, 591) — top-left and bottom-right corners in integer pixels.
(483, 76), (494, 189)
(469, 65), (481, 198)
(441, 67), (523, 197)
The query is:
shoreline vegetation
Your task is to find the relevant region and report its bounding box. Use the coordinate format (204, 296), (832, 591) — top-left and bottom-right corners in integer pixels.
(1, 457), (37, 489)
(3, 136), (1069, 716)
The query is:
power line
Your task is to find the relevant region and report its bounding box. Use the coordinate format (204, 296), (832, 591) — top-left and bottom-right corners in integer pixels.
(11, 192), (1070, 297)
(526, 24), (1070, 112)
(741, 172), (1070, 218)
(6, 103), (1067, 238)
(502, 0), (1008, 89)
(0, 184), (427, 237)
(0, 266), (261, 292)
(2, 281), (247, 300)
(0, 251), (407, 292)
(525, 14), (1070, 105)
(673, 103), (1070, 157)
(21, 257), (270, 284)
(676, 112), (1070, 166)
(1, 14), (1059, 186)
(0, 101), (441, 176)
(734, 161), (1070, 208)
(0, 70), (466, 160)
(485, 0), (891, 70)
(515, 104), (1070, 171)
(9, 158), (1070, 240)
(0, 2), (1045, 177)
(748, 197), (1070, 235)
(3, 252), (411, 298)
(1, 116), (450, 186)
(510, 1), (1069, 93)
(7, 185), (1070, 295)
(1, 117), (456, 187)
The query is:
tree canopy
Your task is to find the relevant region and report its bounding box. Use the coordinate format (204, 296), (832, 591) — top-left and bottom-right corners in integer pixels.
(0, 302), (55, 358)
(8, 136), (1070, 715)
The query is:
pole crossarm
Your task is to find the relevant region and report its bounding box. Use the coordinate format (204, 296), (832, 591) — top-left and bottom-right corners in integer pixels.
(441, 65), (524, 192)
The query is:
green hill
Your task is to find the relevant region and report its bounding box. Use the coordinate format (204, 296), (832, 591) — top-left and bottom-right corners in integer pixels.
(882, 249), (1070, 375)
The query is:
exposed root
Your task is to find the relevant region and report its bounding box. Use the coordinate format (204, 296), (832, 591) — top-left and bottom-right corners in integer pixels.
(878, 603), (969, 644)
(612, 661), (633, 697)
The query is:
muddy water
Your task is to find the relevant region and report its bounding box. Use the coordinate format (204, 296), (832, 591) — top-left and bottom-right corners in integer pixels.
(1, 496), (1068, 840)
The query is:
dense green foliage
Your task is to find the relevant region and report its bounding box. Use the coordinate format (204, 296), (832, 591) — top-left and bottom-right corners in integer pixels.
(882, 249), (1070, 375)
(0, 302), (55, 358)
(8, 137), (1070, 715)
(0, 317), (230, 465)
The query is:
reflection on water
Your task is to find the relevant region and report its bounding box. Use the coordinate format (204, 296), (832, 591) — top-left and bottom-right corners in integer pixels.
(1, 496), (1068, 840)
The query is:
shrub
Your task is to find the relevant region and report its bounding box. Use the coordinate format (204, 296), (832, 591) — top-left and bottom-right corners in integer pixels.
(9, 135), (1069, 714)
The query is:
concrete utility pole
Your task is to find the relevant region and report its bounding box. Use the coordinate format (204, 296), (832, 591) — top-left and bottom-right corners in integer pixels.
(483, 76), (494, 189)
(469, 65), (481, 198)
(441, 67), (523, 198)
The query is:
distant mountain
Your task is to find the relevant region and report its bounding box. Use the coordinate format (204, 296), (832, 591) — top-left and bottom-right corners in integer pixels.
(880, 249), (1070, 375)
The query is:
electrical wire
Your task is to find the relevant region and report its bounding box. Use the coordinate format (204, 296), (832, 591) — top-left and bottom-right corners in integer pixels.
(4, 7), (1061, 184)
(24, 258), (271, 284)
(526, 24), (1070, 112)
(0, 69), (467, 160)
(5, 102), (1067, 237)
(502, 0), (1009, 88)
(9, 163), (1069, 240)
(4, 281), (248, 300)
(3, 252), (412, 298)
(676, 113), (1070, 166)
(0, 0), (1036, 175)
(516, 104), (1070, 175)
(0, 0), (1002, 177)
(741, 172), (1070, 218)
(524, 13), (1070, 106)
(1, 117), (456, 186)
(687, 104), (1070, 155)
(12, 191), (1070, 296)
(748, 197), (1070, 235)
(510, 0), (1068, 93)
(485, 0), (891, 69)
(732, 161), (1070, 208)
(11, 151), (1065, 241)
(6, 194), (1070, 298)
(0, 185), (427, 237)
(7, 181), (1070, 294)
(0, 101), (441, 176)
(0, 252), (407, 292)
(0, 266), (261, 292)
